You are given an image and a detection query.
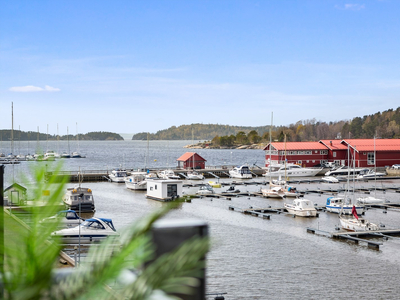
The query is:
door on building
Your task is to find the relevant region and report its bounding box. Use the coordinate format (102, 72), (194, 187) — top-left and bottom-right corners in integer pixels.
(167, 184), (178, 198)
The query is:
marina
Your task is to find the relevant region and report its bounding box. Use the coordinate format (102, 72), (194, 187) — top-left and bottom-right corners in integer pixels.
(3, 140), (400, 299)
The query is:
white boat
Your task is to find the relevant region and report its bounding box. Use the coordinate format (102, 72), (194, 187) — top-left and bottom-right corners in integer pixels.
(321, 176), (339, 183)
(269, 178), (299, 197)
(109, 168), (127, 183)
(44, 150), (56, 161)
(196, 185), (214, 195)
(325, 166), (365, 177)
(125, 172), (147, 190)
(261, 186), (285, 198)
(229, 165), (252, 179)
(356, 168), (386, 179)
(157, 169), (180, 180)
(51, 217), (118, 244)
(284, 199), (317, 217)
(339, 207), (379, 231)
(187, 171), (205, 180)
(263, 164), (322, 178)
(60, 151), (71, 158)
(325, 196), (364, 215)
(40, 209), (84, 229)
(62, 187), (95, 212)
(71, 151), (83, 158)
(356, 196), (386, 204)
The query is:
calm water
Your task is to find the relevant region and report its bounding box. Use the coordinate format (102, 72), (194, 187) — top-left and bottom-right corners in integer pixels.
(3, 140), (400, 299)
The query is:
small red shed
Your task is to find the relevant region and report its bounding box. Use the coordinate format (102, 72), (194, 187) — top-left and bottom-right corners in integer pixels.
(177, 152), (206, 170)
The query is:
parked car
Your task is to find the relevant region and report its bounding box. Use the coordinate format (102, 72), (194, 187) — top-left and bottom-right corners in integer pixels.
(392, 164), (400, 169)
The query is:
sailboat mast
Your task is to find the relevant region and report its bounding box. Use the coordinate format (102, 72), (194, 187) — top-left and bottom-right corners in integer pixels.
(11, 102), (14, 156)
(67, 126), (70, 154)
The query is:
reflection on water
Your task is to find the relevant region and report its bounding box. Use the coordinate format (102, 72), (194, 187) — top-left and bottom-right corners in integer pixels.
(3, 141), (400, 299)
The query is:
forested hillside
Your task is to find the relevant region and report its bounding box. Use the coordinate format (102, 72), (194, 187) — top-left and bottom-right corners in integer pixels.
(0, 130), (124, 141)
(132, 107), (400, 142)
(131, 124), (271, 140)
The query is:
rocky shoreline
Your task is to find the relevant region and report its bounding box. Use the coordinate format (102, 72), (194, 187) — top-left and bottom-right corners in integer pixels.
(184, 142), (267, 150)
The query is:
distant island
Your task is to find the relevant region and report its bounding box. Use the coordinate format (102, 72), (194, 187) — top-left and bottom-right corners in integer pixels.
(132, 107), (400, 146)
(0, 130), (124, 141)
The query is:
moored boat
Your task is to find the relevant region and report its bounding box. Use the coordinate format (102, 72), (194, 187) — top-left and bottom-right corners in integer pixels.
(40, 209), (84, 229)
(229, 165), (252, 179)
(261, 186), (285, 198)
(325, 196), (364, 215)
(125, 172), (147, 190)
(109, 168), (127, 183)
(51, 217), (118, 244)
(284, 199), (317, 217)
(62, 187), (95, 212)
(263, 164), (321, 178)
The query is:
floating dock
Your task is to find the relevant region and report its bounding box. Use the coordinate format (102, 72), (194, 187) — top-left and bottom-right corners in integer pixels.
(307, 227), (400, 250)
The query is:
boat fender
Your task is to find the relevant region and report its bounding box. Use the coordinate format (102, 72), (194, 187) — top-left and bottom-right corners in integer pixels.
(87, 189), (92, 193)
(72, 189), (77, 193)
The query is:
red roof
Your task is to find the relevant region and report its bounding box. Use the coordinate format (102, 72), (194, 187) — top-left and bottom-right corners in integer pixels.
(263, 142), (328, 151)
(319, 140), (348, 151)
(176, 152), (206, 162)
(343, 139), (400, 152)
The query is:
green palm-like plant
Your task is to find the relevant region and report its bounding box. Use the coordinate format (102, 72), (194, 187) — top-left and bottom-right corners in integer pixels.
(1, 164), (208, 299)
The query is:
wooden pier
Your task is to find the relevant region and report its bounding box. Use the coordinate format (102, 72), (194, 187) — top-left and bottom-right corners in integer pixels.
(307, 227), (400, 250)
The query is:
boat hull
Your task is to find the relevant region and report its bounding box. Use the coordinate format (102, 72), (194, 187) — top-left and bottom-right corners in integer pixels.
(285, 206), (317, 217)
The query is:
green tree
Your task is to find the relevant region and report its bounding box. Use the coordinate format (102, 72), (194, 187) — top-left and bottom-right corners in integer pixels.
(1, 164), (208, 299)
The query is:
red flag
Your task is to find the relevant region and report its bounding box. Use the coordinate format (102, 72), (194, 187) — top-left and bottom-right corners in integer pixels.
(352, 205), (359, 220)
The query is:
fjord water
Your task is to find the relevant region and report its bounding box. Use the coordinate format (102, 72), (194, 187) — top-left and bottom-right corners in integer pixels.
(3, 140), (400, 299)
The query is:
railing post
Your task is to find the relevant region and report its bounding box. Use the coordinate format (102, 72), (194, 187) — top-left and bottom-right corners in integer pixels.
(0, 164), (5, 297)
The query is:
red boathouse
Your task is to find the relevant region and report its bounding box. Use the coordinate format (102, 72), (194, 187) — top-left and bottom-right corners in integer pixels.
(177, 152), (206, 169)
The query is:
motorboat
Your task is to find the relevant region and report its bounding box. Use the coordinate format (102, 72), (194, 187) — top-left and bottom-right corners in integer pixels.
(196, 185), (214, 195)
(325, 196), (364, 215)
(356, 196), (386, 204)
(356, 168), (386, 179)
(145, 172), (158, 179)
(325, 166), (365, 177)
(109, 168), (127, 183)
(40, 210), (84, 229)
(208, 181), (221, 188)
(125, 172), (147, 190)
(62, 187), (95, 212)
(224, 185), (240, 193)
(229, 165), (252, 179)
(186, 171), (205, 180)
(44, 150), (56, 161)
(321, 176), (339, 183)
(51, 217), (119, 244)
(263, 164), (322, 178)
(284, 199), (317, 217)
(261, 186), (285, 198)
(157, 169), (180, 180)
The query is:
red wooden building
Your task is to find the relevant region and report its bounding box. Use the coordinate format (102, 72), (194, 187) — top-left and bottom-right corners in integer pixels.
(264, 139), (400, 168)
(342, 139), (400, 168)
(263, 142), (329, 168)
(177, 152), (206, 169)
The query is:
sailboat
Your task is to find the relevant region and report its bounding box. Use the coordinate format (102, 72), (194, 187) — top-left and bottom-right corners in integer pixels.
(326, 145), (364, 214)
(357, 135), (386, 204)
(61, 126), (71, 158)
(261, 113), (284, 198)
(71, 122), (83, 158)
(338, 145), (378, 231)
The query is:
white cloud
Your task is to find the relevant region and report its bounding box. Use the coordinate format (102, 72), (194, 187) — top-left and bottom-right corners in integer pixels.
(335, 3), (365, 10)
(9, 85), (60, 92)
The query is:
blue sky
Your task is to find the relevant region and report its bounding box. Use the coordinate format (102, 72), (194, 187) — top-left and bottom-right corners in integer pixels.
(1, 0), (399, 136)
